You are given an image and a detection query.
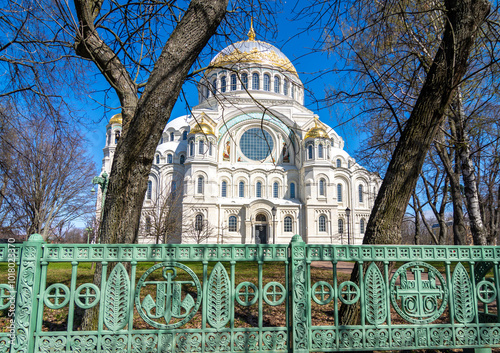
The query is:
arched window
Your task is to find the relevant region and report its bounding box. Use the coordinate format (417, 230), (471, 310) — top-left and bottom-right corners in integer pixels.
(197, 176), (204, 194)
(359, 185), (364, 203)
(180, 155), (185, 164)
(156, 155), (160, 164)
(336, 159), (341, 168)
(170, 132), (174, 141)
(291, 84), (295, 98)
(147, 180), (152, 200)
(284, 216), (292, 232)
(252, 73), (260, 90)
(319, 215), (326, 232)
(195, 214), (204, 231)
(221, 181), (227, 197)
(338, 219), (344, 234)
(212, 79), (217, 94)
(284, 79), (289, 95)
(183, 131), (188, 140)
(273, 182), (279, 198)
(167, 154), (173, 164)
(171, 181), (177, 199)
(209, 142), (212, 156)
(189, 141), (194, 156)
(318, 144), (323, 158)
(145, 216), (151, 233)
(348, 161), (351, 168)
(199, 140), (204, 154)
(360, 219), (365, 234)
(337, 184), (343, 202)
(256, 182), (262, 198)
(160, 136), (163, 144)
(308, 145), (313, 159)
(263, 74), (270, 91)
(256, 214), (266, 222)
(241, 73), (248, 89)
(221, 76), (227, 92)
(228, 216), (237, 232)
(290, 182), (296, 199)
(319, 178), (325, 196)
(239, 181), (245, 197)
(274, 76), (280, 93)
(231, 74), (237, 91)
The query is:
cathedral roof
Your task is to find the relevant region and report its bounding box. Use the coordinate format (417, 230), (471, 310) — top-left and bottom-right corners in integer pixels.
(209, 23), (297, 76)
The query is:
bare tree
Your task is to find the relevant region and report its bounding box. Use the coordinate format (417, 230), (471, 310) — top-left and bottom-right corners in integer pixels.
(296, 0), (492, 325)
(183, 216), (218, 244)
(0, 114), (96, 240)
(140, 176), (184, 244)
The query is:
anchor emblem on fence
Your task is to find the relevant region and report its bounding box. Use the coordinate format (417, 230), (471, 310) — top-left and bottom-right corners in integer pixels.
(390, 261), (448, 324)
(135, 262), (202, 329)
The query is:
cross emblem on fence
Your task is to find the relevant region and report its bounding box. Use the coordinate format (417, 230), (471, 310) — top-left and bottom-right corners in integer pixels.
(391, 262), (448, 324)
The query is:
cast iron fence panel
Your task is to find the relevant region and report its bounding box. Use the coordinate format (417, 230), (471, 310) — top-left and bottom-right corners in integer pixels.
(0, 234), (499, 352)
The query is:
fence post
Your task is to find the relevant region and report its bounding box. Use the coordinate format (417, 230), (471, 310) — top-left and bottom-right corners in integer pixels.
(289, 234), (309, 352)
(11, 234), (45, 353)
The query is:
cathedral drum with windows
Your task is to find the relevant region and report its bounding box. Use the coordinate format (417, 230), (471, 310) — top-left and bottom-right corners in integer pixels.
(99, 25), (381, 245)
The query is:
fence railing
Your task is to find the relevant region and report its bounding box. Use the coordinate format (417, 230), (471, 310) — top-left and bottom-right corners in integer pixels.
(1, 233), (499, 352)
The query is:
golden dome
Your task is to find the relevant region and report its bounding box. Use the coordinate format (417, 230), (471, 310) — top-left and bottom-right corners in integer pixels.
(109, 113), (122, 125)
(209, 22), (297, 76)
(189, 117), (215, 135)
(305, 118), (329, 139)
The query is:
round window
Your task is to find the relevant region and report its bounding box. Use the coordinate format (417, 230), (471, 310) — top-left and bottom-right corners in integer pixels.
(239, 128), (274, 161)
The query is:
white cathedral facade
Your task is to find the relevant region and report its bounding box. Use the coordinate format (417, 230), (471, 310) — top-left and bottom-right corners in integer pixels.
(99, 27), (381, 245)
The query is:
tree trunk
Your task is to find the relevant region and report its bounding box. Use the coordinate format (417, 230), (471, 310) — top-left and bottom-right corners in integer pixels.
(100, 0), (228, 245)
(434, 134), (468, 245)
(452, 90), (488, 244)
(74, 0), (229, 330)
(340, 0), (490, 325)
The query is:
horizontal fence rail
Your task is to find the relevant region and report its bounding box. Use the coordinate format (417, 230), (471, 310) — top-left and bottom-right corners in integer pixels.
(0, 234), (498, 352)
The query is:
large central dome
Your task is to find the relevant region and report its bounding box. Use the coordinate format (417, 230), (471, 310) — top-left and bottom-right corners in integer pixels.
(210, 26), (297, 76)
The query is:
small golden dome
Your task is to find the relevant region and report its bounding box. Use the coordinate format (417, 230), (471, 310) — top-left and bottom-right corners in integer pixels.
(109, 113), (122, 125)
(189, 117), (215, 135)
(304, 118), (329, 139)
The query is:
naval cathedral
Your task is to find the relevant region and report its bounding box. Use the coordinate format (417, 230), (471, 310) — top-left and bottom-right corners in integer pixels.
(99, 27), (381, 245)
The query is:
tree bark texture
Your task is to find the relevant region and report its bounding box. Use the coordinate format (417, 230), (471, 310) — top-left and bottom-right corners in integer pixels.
(341, 0), (490, 325)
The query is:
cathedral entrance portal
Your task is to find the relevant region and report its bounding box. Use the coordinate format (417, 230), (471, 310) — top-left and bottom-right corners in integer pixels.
(255, 214), (268, 244)
(255, 225), (267, 244)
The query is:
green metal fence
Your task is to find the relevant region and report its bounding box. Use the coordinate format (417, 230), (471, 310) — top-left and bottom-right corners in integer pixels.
(1, 233), (499, 352)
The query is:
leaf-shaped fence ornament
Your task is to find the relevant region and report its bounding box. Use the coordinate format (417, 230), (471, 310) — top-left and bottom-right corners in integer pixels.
(104, 263), (130, 331)
(452, 262), (474, 324)
(207, 262), (230, 330)
(364, 262), (387, 325)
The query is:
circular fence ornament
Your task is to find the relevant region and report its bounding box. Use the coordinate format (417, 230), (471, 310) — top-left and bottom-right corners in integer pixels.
(263, 282), (286, 306)
(311, 281), (334, 305)
(338, 281), (360, 305)
(235, 282), (258, 306)
(44, 283), (70, 309)
(135, 262), (201, 329)
(390, 261), (448, 324)
(75, 283), (100, 309)
(477, 280), (497, 304)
